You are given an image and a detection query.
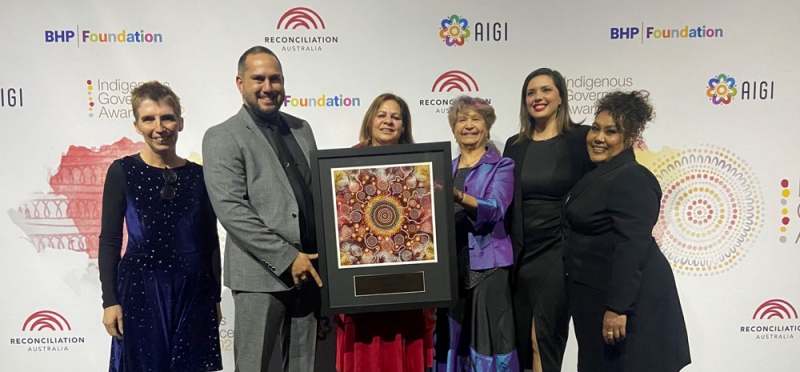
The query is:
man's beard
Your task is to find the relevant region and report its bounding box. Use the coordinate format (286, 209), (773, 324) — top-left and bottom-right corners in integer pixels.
(245, 92), (284, 121)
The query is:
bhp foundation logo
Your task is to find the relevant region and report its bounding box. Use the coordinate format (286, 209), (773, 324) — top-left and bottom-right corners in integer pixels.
(431, 70), (479, 92)
(753, 299), (798, 320)
(22, 310), (72, 331)
(277, 7), (326, 29)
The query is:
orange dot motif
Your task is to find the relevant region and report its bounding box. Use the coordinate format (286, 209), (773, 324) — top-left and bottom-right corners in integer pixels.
(647, 145), (762, 276)
(334, 163), (436, 267)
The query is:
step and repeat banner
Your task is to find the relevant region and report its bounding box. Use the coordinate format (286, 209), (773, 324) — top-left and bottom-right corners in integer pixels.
(1, 0), (799, 371)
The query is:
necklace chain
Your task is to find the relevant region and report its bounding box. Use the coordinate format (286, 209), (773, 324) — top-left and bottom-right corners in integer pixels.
(460, 152), (484, 167)
(533, 133), (556, 141)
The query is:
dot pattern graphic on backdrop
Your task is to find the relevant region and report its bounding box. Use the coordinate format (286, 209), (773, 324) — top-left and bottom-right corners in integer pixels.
(333, 163), (436, 268)
(648, 145), (763, 276)
(87, 80), (95, 117)
(780, 179), (790, 243)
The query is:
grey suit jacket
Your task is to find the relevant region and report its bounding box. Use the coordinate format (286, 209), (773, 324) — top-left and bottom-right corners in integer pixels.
(202, 106), (317, 293)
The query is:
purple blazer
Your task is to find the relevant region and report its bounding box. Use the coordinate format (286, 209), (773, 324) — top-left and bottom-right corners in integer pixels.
(452, 148), (515, 270)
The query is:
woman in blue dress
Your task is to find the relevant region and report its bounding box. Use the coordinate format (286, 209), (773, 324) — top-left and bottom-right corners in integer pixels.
(98, 81), (222, 372)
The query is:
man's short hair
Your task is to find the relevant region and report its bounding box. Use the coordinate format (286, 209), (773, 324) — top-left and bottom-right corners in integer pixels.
(237, 46), (282, 77)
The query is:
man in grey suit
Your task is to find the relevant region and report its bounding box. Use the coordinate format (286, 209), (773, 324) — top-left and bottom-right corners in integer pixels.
(202, 46), (322, 372)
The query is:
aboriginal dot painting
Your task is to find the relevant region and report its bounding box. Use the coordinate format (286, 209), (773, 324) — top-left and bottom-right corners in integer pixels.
(332, 162), (437, 268)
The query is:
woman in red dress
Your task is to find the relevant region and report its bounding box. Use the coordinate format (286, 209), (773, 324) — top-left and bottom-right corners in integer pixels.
(335, 93), (434, 372)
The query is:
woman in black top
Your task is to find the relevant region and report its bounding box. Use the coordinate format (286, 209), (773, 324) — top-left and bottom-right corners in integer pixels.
(563, 91), (690, 371)
(503, 68), (594, 372)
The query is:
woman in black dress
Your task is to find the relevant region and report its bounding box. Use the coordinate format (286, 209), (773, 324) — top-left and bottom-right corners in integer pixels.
(563, 90), (690, 371)
(98, 82), (222, 372)
(503, 68), (594, 372)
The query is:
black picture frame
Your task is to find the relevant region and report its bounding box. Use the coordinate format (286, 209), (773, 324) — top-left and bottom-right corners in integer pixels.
(310, 142), (458, 315)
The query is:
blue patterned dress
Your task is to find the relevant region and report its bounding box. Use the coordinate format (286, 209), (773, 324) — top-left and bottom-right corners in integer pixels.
(99, 155), (222, 372)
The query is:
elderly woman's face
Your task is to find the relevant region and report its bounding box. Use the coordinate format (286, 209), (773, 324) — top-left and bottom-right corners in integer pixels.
(587, 111), (626, 163)
(453, 108), (488, 148)
(370, 100), (404, 146)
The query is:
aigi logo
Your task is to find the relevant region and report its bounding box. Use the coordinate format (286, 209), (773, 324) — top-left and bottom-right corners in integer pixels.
(705, 73), (775, 105)
(265, 7), (338, 52)
(45, 27), (163, 47)
(1, 86), (24, 108)
(87, 79), (170, 119)
(610, 24), (722, 43)
(10, 310), (86, 352)
(22, 310), (71, 331)
(438, 14), (508, 47)
(439, 15), (470, 47)
(740, 299), (800, 340)
(753, 299), (798, 320)
(420, 70), (491, 114)
(706, 73), (737, 105)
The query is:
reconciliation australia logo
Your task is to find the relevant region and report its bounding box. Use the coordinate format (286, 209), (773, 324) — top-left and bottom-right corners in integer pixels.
(45, 27), (163, 47)
(265, 7), (338, 52)
(740, 299), (800, 340)
(705, 73), (775, 105)
(87, 79), (170, 119)
(418, 70), (491, 114)
(1, 86), (23, 108)
(9, 310), (86, 352)
(438, 14), (508, 47)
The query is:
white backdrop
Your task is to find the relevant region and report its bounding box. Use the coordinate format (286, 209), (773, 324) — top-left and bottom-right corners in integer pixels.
(1, 0), (799, 371)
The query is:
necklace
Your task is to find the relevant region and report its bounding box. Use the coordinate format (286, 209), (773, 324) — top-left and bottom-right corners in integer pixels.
(533, 133), (558, 141)
(533, 132), (558, 141)
(460, 152), (484, 167)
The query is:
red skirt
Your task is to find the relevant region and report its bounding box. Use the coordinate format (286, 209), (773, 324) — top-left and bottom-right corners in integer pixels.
(336, 309), (435, 372)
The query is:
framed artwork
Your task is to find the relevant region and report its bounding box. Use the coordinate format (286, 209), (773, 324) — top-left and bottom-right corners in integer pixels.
(310, 142), (457, 315)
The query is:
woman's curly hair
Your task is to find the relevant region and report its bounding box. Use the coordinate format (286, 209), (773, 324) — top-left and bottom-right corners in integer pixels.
(594, 90), (654, 144)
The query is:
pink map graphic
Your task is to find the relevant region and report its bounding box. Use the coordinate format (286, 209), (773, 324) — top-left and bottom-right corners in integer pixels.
(8, 138), (144, 259)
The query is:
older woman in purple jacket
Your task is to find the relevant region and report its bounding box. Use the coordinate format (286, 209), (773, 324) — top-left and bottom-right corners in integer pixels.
(434, 96), (518, 372)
